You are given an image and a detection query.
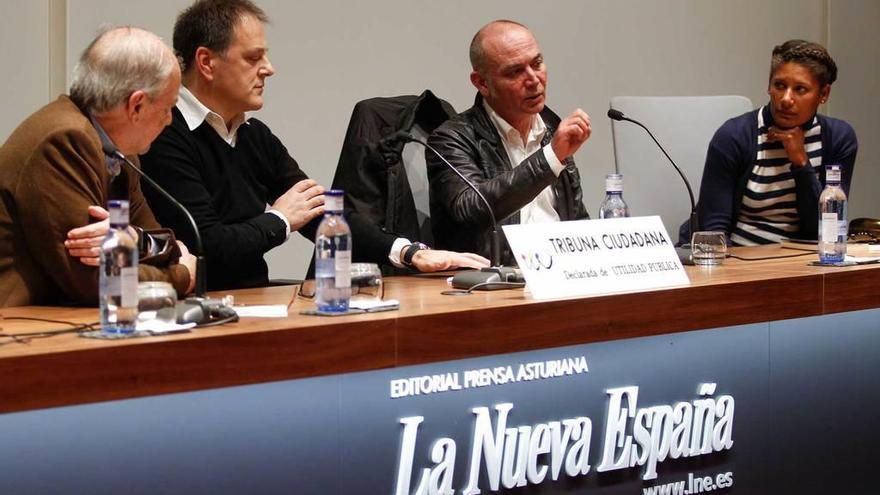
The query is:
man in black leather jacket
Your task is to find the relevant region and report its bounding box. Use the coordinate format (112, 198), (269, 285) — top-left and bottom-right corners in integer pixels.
(427, 20), (592, 265)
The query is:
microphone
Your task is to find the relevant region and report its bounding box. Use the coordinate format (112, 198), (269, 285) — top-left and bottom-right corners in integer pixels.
(379, 130), (414, 148)
(103, 146), (236, 325)
(606, 108), (626, 122)
(385, 132), (523, 290)
(104, 144), (208, 298)
(374, 130), (412, 166)
(607, 108), (698, 263)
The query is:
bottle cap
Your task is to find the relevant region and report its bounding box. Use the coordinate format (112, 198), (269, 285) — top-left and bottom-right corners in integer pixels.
(325, 189), (344, 212)
(825, 164), (842, 184)
(108, 200), (130, 225)
(605, 173), (623, 193)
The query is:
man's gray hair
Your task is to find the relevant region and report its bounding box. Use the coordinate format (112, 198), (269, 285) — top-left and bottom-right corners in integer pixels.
(70, 26), (176, 114)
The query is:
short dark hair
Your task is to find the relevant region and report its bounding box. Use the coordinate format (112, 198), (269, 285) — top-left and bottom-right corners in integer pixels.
(770, 39), (838, 87)
(173, 0), (268, 73)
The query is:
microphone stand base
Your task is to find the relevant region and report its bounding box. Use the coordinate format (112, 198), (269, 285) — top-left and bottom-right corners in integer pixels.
(451, 267), (525, 290)
(676, 245), (695, 266)
(175, 296), (238, 325)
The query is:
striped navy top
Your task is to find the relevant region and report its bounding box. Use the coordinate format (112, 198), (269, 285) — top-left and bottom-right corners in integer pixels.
(731, 106), (823, 246)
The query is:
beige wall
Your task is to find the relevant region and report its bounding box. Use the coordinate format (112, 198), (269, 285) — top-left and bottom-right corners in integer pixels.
(0, 2), (52, 140)
(1, 0), (875, 279)
(828, 0), (880, 220)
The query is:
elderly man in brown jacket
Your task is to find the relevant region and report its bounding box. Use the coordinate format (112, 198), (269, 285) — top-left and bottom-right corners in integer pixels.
(0, 26), (195, 308)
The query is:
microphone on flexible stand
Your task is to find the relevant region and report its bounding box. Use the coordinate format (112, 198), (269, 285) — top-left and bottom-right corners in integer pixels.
(607, 108), (698, 264)
(379, 131), (523, 291)
(103, 145), (236, 324)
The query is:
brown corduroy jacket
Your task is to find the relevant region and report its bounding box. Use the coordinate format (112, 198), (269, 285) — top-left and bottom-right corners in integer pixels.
(0, 96), (190, 308)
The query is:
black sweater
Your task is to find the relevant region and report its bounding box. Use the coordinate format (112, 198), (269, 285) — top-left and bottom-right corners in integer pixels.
(141, 108), (394, 290)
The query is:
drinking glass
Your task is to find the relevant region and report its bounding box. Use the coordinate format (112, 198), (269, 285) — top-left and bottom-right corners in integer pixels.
(137, 281), (177, 324)
(350, 263), (384, 302)
(691, 231), (728, 266)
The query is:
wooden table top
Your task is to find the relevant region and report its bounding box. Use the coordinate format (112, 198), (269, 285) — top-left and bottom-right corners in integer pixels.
(1, 244), (878, 413)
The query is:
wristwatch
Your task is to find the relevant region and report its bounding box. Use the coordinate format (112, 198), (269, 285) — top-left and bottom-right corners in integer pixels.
(402, 242), (430, 267)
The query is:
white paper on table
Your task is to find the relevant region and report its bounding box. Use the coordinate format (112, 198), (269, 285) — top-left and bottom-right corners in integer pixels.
(845, 254), (880, 264)
(233, 305), (289, 317)
(136, 319), (196, 334)
(350, 299), (399, 311)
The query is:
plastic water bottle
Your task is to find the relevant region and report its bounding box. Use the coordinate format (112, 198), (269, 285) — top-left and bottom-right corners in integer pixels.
(818, 164), (847, 264)
(99, 200), (139, 334)
(598, 173), (630, 218)
(315, 190), (352, 312)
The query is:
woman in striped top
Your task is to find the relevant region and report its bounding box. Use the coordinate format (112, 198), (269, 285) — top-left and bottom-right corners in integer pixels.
(695, 40), (858, 245)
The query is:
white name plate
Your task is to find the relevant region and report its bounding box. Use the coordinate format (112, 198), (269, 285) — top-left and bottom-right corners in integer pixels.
(503, 216), (689, 300)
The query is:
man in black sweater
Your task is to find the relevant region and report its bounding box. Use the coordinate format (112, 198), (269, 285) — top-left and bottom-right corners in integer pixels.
(140, 0), (487, 290)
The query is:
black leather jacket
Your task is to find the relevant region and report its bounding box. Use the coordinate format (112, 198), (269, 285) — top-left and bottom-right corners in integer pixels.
(427, 94), (589, 265)
(305, 91), (456, 278)
(333, 91), (455, 243)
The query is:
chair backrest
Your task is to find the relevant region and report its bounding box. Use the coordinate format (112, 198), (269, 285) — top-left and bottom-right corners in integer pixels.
(400, 124), (432, 241)
(610, 95), (753, 236)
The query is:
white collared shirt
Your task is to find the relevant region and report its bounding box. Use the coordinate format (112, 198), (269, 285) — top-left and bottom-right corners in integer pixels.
(177, 86), (249, 147)
(483, 100), (565, 224)
(177, 86), (293, 237)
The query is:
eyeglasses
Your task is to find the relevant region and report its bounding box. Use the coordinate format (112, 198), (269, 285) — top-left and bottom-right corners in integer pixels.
(849, 218), (880, 244)
(296, 280), (316, 300)
(849, 231), (879, 244)
(293, 270), (385, 302)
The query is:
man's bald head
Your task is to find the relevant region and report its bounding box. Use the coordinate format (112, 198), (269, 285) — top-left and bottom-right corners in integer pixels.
(468, 20), (547, 128)
(469, 19), (532, 77)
